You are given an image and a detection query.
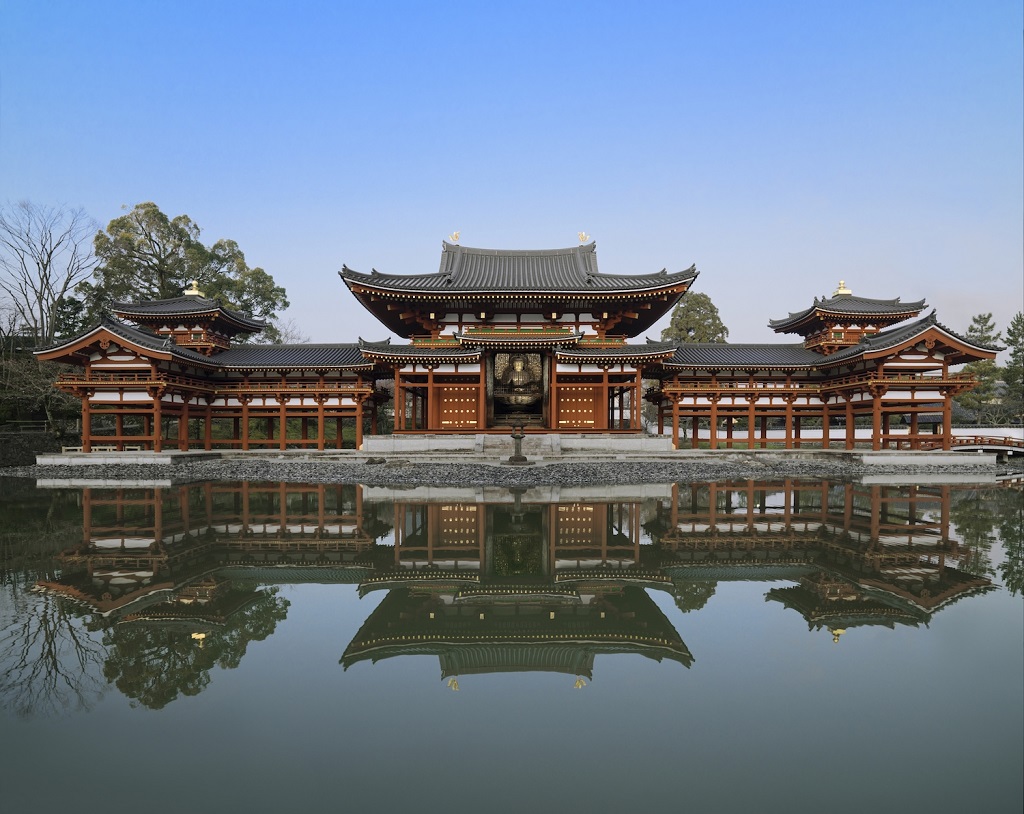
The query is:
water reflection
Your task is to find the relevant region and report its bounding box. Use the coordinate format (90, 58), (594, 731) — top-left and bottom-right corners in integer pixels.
(2, 478), (1021, 713)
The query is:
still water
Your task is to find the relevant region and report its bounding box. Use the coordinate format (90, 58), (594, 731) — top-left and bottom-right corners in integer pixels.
(1, 476), (1021, 814)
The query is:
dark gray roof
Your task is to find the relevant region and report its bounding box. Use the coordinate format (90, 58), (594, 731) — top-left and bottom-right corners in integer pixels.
(769, 293), (927, 332)
(341, 241), (698, 295)
(36, 317), (216, 366)
(665, 342), (823, 369)
(358, 338), (482, 361)
(113, 295), (267, 332)
(557, 341), (679, 361)
(820, 311), (1003, 365)
(212, 343), (371, 369)
(37, 320), (371, 371)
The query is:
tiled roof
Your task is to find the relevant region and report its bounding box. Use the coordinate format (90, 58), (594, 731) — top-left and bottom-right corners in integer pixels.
(112, 295), (267, 332)
(36, 317), (215, 366)
(37, 320), (372, 370)
(557, 341), (679, 361)
(820, 311), (1003, 365)
(665, 342), (823, 369)
(212, 343), (371, 369)
(358, 338), (482, 361)
(769, 294), (926, 331)
(341, 241), (698, 295)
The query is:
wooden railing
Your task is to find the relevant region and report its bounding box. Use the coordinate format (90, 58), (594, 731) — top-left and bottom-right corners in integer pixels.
(920, 435), (1024, 451)
(56, 371), (374, 398)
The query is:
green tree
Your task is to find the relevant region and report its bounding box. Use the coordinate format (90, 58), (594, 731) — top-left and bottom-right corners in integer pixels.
(957, 313), (1003, 419)
(995, 486), (1024, 597)
(82, 202), (288, 340)
(1001, 311), (1024, 420)
(660, 291), (729, 343)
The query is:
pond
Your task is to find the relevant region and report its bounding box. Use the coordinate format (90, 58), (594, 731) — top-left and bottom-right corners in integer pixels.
(1, 476), (1021, 814)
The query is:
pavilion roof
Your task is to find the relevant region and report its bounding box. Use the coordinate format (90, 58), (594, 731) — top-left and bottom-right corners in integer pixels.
(818, 311), (1003, 366)
(358, 338), (482, 360)
(556, 341), (679, 363)
(341, 241), (698, 295)
(661, 312), (1001, 371)
(35, 317), (218, 368)
(112, 295), (268, 333)
(664, 342), (823, 369)
(769, 293), (927, 334)
(211, 343), (373, 370)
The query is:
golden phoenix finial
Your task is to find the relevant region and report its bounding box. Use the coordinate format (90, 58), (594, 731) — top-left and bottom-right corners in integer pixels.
(447, 677), (460, 691)
(578, 231), (590, 244)
(448, 230), (461, 243)
(574, 677), (587, 688)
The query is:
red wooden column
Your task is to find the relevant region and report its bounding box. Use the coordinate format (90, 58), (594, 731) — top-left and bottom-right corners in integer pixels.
(632, 368), (643, 430)
(845, 397), (855, 450)
(204, 403), (213, 450)
(426, 367), (435, 431)
(691, 415), (699, 449)
(784, 396), (794, 449)
(115, 413), (124, 451)
(179, 398), (190, 451)
(81, 394), (92, 452)
(152, 393), (163, 453)
(278, 393), (288, 451)
(821, 401), (830, 449)
(709, 397), (719, 449)
(317, 397), (326, 451)
(941, 390), (952, 450)
(747, 398), (756, 450)
(240, 397), (250, 450)
(355, 396), (364, 449)
(871, 396), (882, 451)
(671, 396), (680, 449)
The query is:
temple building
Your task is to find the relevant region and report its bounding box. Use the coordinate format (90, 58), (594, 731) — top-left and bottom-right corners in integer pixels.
(35, 240), (1000, 451)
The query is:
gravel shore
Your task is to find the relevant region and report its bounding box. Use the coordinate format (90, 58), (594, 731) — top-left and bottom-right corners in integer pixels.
(4, 455), (1018, 486)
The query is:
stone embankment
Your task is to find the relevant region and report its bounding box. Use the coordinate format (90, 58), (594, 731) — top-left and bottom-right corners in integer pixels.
(3, 447), (1015, 487)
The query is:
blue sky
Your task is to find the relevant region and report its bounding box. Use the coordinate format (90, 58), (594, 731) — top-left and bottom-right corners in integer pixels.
(2, 0), (1021, 348)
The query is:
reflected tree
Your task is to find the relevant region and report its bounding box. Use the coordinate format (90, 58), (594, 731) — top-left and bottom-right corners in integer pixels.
(672, 581), (717, 613)
(0, 589), (107, 717)
(102, 586), (289, 709)
(995, 487), (1024, 596)
(950, 490), (998, 578)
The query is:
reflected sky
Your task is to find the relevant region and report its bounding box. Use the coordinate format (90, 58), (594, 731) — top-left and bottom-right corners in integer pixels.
(0, 477), (1021, 814)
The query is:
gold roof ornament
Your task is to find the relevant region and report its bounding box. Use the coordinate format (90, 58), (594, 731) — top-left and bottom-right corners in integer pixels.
(833, 280), (852, 297)
(574, 677), (587, 689)
(578, 231), (590, 244)
(830, 627), (846, 644)
(191, 631), (206, 647)
(446, 677), (460, 691)
(184, 280), (205, 297)
(448, 230), (460, 243)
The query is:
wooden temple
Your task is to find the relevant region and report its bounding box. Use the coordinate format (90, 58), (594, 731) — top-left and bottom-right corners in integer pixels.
(35, 242), (1000, 451)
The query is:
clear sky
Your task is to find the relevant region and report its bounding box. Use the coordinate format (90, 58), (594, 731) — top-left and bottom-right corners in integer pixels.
(2, 0), (1021, 349)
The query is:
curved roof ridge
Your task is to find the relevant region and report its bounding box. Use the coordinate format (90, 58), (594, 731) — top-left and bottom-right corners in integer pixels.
(769, 292), (928, 331)
(111, 294), (267, 331)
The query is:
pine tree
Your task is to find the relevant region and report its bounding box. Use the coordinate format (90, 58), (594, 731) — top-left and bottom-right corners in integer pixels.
(958, 313), (1003, 418)
(1002, 311), (1024, 421)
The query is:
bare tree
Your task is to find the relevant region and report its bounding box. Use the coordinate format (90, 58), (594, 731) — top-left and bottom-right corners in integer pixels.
(0, 201), (98, 346)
